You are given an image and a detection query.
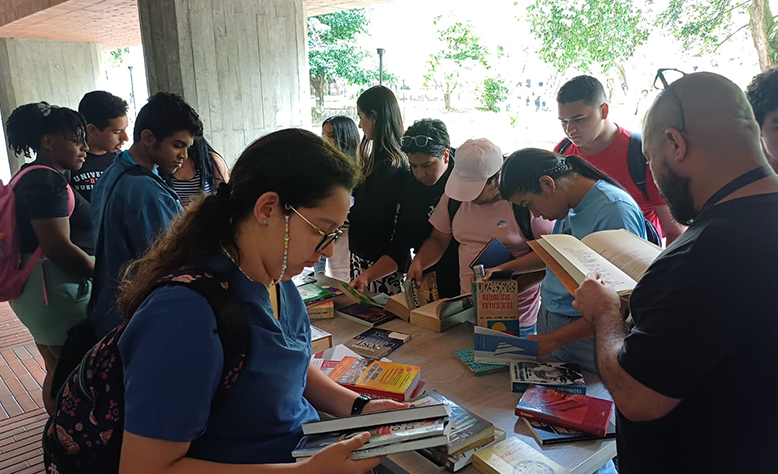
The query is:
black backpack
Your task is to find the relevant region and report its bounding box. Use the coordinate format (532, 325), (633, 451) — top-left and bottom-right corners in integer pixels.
(448, 198), (534, 241)
(43, 266), (250, 474)
(558, 133), (663, 246)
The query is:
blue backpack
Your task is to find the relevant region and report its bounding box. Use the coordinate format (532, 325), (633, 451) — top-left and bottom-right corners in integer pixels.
(43, 266), (250, 474)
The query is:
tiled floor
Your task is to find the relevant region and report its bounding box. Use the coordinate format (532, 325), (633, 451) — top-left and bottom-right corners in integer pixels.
(0, 303), (46, 474)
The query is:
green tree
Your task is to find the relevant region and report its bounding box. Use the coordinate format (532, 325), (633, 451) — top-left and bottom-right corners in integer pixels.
(107, 47), (130, 68)
(424, 15), (489, 111)
(308, 9), (375, 109)
(657, 0), (777, 72)
(480, 77), (509, 112)
(525, 0), (649, 90)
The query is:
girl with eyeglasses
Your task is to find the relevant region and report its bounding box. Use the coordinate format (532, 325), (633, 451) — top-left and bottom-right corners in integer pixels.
(349, 86), (409, 295)
(115, 129), (406, 473)
(5, 102), (94, 414)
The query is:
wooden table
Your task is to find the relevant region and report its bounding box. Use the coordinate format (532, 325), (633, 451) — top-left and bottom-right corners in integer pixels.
(312, 289), (617, 474)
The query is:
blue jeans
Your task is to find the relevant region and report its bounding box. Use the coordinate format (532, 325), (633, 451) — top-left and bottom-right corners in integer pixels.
(519, 323), (537, 338)
(537, 303), (598, 374)
(313, 256), (326, 274)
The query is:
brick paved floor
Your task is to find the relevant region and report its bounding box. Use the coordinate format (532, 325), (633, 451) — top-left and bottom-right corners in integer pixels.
(0, 303), (46, 474)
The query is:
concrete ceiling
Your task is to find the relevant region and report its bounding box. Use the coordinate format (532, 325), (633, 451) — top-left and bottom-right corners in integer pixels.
(0, 0), (389, 50)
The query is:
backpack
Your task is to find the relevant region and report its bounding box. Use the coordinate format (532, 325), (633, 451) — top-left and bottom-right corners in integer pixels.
(557, 133), (663, 246)
(448, 197), (535, 241)
(0, 165), (75, 302)
(43, 266), (250, 474)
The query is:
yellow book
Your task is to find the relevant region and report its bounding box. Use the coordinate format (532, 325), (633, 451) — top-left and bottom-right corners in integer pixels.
(327, 356), (421, 402)
(472, 436), (571, 474)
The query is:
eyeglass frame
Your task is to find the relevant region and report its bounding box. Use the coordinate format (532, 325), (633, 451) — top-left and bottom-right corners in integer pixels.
(286, 205), (343, 252)
(401, 135), (436, 148)
(653, 68), (687, 132)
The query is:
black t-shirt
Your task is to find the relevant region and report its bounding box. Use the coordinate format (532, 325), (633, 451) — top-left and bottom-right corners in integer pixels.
(617, 193), (778, 473)
(348, 158), (408, 262)
(389, 155), (460, 298)
(14, 164), (94, 255)
(70, 151), (116, 202)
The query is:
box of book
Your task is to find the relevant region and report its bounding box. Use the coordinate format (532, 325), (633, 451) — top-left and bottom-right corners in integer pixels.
(510, 361), (586, 394)
(410, 294), (475, 333)
(473, 280), (519, 335)
(523, 418), (616, 446)
(472, 436), (572, 474)
(515, 386), (614, 437)
(327, 356), (421, 402)
(307, 300), (334, 320)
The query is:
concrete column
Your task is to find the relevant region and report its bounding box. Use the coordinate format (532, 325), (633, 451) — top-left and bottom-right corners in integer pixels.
(0, 37), (102, 174)
(137, 0), (311, 165)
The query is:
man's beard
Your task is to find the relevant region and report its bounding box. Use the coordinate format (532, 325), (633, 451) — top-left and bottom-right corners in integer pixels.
(657, 168), (697, 226)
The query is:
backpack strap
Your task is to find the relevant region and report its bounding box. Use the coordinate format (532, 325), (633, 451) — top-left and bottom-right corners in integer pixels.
(557, 138), (573, 154)
(153, 266), (250, 409)
(447, 197), (462, 227)
(512, 205), (534, 241)
(627, 133), (649, 199)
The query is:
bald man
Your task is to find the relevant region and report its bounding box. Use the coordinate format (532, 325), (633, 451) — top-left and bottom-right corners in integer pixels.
(572, 72), (778, 473)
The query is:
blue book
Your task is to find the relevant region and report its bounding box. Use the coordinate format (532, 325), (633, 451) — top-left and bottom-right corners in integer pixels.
(470, 238), (515, 269)
(473, 326), (538, 365)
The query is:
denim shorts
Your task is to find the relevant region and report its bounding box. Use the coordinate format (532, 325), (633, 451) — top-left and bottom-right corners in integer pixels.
(536, 303), (598, 374)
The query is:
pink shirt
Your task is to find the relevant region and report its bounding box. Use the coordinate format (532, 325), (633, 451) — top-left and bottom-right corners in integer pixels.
(429, 195), (555, 327)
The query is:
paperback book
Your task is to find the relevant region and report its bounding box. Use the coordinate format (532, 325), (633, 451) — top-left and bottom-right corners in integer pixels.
(523, 419), (616, 446)
(412, 390), (494, 455)
(514, 386), (614, 437)
(297, 283), (343, 307)
(302, 402), (450, 435)
(472, 436), (572, 474)
(510, 361), (586, 394)
(326, 356), (422, 402)
(337, 303), (396, 327)
(345, 328), (411, 360)
(473, 326), (538, 365)
(454, 349), (509, 376)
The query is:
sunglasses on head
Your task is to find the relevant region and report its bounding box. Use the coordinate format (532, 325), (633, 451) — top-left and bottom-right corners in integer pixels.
(653, 68), (687, 131)
(401, 135), (436, 148)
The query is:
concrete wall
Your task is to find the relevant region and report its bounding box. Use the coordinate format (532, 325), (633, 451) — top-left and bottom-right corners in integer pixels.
(138, 0), (310, 165)
(0, 37), (102, 174)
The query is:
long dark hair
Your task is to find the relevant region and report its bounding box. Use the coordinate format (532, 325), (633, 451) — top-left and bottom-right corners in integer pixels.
(323, 115), (359, 158)
(356, 85), (407, 177)
(500, 148), (624, 199)
(160, 136), (225, 191)
(118, 128), (361, 318)
(6, 102), (87, 158)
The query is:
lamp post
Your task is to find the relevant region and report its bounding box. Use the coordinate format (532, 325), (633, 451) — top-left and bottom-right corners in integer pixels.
(377, 48), (385, 86)
(127, 65), (137, 115)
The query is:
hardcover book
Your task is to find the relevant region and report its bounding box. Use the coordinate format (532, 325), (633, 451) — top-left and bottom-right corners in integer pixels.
(515, 386), (614, 437)
(523, 418), (616, 446)
(510, 361), (586, 394)
(326, 356), (422, 402)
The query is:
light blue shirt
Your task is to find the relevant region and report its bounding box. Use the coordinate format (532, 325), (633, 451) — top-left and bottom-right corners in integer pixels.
(541, 180), (647, 316)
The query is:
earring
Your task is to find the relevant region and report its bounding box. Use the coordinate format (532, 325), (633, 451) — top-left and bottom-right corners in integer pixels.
(261, 219), (268, 225)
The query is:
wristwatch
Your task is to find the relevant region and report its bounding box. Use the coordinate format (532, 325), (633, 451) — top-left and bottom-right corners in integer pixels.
(351, 395), (371, 415)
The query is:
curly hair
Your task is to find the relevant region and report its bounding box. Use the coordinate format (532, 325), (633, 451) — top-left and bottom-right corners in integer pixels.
(6, 102), (87, 158)
(133, 92), (203, 142)
(746, 67), (778, 126)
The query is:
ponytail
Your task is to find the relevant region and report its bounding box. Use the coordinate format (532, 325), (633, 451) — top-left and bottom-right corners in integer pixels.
(500, 148), (625, 199)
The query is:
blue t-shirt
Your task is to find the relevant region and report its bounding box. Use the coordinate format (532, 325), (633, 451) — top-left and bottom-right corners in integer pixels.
(118, 254), (319, 464)
(541, 180), (647, 316)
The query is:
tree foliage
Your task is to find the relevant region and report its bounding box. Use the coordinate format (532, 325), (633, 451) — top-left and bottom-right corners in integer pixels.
(525, 0), (649, 73)
(107, 47), (130, 68)
(480, 77), (509, 112)
(308, 9), (373, 108)
(424, 15), (490, 110)
(656, 0), (777, 71)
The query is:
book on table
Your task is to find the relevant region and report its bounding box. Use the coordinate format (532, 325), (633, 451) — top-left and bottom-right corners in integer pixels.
(341, 281), (385, 309)
(306, 300), (334, 320)
(473, 279), (520, 335)
(326, 356), (422, 402)
(297, 283), (344, 307)
(310, 326), (333, 355)
(523, 418), (616, 446)
(472, 436), (572, 474)
(470, 238), (515, 269)
(454, 348), (509, 376)
(384, 292), (411, 321)
(411, 390), (495, 456)
(404, 271), (441, 309)
(514, 386), (614, 437)
(528, 229), (662, 296)
(337, 303), (396, 327)
(510, 361), (586, 394)
(419, 429), (506, 472)
(296, 403), (450, 460)
(473, 326), (538, 365)
(345, 327), (411, 360)
(410, 294), (475, 333)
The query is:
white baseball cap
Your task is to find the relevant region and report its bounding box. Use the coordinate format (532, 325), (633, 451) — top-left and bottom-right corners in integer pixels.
(445, 138), (503, 202)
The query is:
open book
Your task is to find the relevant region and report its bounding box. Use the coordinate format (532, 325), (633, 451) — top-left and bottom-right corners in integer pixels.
(528, 229), (662, 296)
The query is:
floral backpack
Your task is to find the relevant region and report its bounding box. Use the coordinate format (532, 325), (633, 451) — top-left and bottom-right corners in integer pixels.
(43, 266), (250, 473)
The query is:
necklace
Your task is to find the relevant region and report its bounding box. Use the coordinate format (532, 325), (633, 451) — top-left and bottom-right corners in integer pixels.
(220, 244), (258, 284)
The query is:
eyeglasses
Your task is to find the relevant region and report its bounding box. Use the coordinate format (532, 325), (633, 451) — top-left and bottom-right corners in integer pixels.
(401, 135), (436, 148)
(287, 205), (343, 252)
(653, 68), (687, 131)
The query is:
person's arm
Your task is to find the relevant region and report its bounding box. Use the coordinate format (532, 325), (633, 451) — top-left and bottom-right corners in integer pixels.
(572, 274), (681, 421)
(127, 191), (183, 254)
(515, 270), (546, 290)
(211, 152), (230, 186)
(654, 205), (686, 244)
(407, 229), (452, 281)
(120, 431), (383, 474)
(485, 252), (545, 278)
(350, 255), (399, 292)
(528, 317), (593, 356)
(31, 218), (94, 278)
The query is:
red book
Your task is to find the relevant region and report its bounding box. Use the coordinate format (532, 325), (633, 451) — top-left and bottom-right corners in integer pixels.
(514, 386), (614, 437)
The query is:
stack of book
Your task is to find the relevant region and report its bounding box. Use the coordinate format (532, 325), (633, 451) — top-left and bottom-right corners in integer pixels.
(298, 283), (344, 320)
(414, 391), (505, 472)
(292, 403), (451, 460)
(325, 356), (424, 402)
(515, 386), (615, 443)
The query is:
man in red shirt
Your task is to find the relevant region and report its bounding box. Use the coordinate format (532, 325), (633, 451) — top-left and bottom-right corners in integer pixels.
(554, 75), (685, 244)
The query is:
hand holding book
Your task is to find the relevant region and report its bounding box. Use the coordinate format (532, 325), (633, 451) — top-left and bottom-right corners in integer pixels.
(299, 431), (385, 474)
(571, 272), (623, 325)
(361, 399), (410, 414)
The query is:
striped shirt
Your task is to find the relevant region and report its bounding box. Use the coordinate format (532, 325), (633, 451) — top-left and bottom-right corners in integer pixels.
(170, 170), (212, 206)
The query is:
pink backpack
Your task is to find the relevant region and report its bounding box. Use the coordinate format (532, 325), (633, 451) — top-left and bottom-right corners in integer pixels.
(0, 165), (75, 302)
